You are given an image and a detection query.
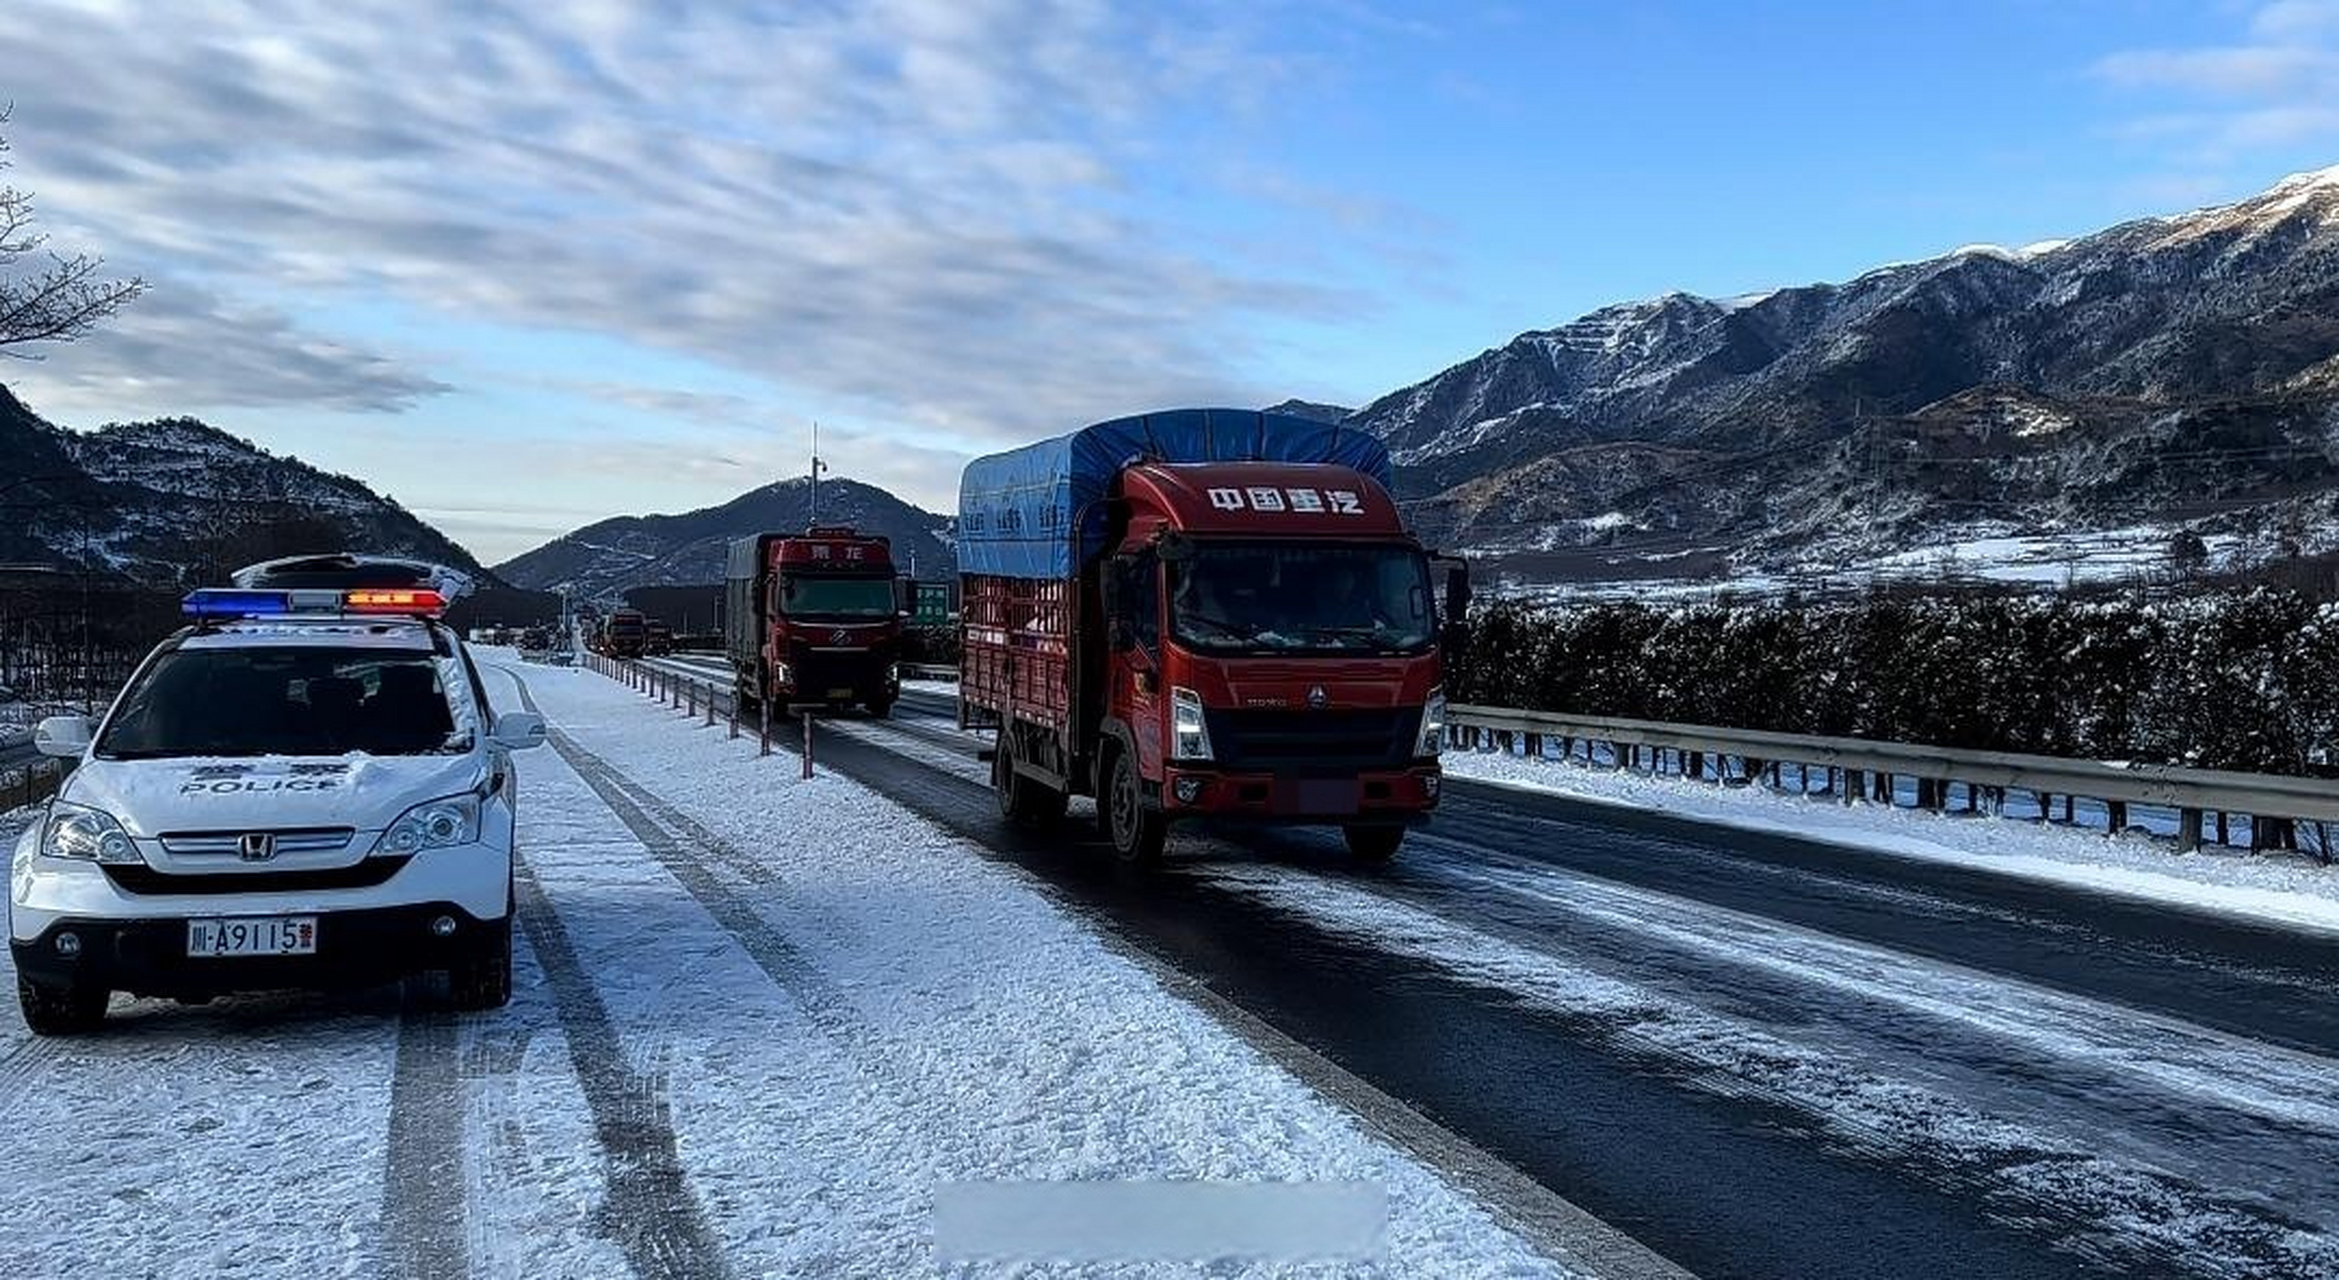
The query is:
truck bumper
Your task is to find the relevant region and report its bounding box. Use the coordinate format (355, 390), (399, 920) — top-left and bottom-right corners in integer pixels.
(1158, 764), (1440, 823)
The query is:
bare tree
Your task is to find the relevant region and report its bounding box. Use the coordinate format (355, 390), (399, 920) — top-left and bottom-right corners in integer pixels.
(0, 108), (143, 354)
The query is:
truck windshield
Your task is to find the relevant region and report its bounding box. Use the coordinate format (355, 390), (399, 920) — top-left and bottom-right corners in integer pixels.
(97, 648), (465, 760)
(1169, 543), (1434, 655)
(780, 575), (896, 619)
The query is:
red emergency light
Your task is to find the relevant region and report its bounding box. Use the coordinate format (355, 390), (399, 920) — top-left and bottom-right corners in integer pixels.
(343, 588), (447, 616)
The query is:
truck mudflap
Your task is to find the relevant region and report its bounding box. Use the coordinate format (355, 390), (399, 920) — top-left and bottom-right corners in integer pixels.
(1156, 765), (1440, 821)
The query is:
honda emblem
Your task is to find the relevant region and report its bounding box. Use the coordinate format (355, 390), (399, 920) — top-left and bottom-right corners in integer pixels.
(239, 832), (278, 862)
(1307, 685), (1329, 709)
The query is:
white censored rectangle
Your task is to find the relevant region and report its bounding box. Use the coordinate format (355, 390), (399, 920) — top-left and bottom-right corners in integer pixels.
(932, 1180), (1388, 1263)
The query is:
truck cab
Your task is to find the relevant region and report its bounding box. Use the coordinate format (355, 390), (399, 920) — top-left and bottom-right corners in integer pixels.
(602, 609), (648, 659)
(725, 526), (903, 716)
(1096, 463), (1444, 860)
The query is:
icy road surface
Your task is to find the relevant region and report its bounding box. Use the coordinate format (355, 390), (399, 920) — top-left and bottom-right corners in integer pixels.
(648, 652), (2339, 1280)
(0, 663), (1616, 1278)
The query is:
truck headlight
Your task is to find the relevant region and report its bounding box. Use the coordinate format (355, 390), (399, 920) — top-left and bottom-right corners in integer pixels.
(373, 795), (482, 855)
(42, 802), (141, 864)
(773, 661), (793, 686)
(1170, 686), (1213, 762)
(1419, 689), (1447, 757)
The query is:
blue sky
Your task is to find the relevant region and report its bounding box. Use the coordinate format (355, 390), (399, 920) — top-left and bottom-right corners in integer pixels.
(5, 0), (2337, 562)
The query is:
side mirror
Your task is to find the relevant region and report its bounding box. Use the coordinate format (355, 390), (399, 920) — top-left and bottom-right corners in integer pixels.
(488, 711), (548, 751)
(1100, 560), (1127, 617)
(34, 715), (94, 758)
(1442, 562), (1472, 625)
(1108, 618), (1136, 651)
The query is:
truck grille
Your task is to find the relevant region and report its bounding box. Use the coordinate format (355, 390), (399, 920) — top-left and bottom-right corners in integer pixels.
(1205, 708), (1420, 775)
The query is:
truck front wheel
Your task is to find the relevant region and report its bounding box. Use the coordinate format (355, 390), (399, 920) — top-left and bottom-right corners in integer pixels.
(1103, 747), (1167, 866)
(995, 732), (1066, 827)
(1343, 825), (1404, 862)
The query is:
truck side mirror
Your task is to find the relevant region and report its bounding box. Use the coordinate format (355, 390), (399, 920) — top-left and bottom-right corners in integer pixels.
(1101, 560), (1126, 617)
(1443, 562), (1471, 624)
(1109, 618), (1135, 651)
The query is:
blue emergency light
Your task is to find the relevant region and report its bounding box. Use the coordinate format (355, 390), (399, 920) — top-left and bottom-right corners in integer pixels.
(181, 589), (294, 619)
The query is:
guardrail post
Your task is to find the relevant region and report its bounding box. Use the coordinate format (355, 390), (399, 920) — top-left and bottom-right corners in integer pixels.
(2106, 799), (2127, 835)
(705, 686), (716, 727)
(2178, 808), (2203, 852)
(728, 692), (739, 740)
(759, 698), (772, 758)
(801, 712), (814, 780)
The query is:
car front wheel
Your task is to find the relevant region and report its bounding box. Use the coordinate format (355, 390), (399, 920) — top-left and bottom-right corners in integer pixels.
(18, 975), (108, 1036)
(449, 916), (513, 1011)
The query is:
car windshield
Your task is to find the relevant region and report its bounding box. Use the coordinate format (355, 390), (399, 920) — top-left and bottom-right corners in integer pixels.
(96, 647), (464, 760)
(1169, 543), (1434, 654)
(780, 575), (895, 619)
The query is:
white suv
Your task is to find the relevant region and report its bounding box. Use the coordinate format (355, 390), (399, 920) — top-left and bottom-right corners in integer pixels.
(9, 565), (545, 1034)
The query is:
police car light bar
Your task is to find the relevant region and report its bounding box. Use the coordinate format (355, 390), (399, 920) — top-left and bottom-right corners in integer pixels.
(181, 587), (447, 620)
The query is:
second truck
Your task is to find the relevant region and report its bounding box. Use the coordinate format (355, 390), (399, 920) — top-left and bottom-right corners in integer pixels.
(725, 526), (903, 717)
(957, 408), (1460, 864)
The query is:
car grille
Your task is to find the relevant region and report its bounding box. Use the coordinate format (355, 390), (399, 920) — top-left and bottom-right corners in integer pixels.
(1204, 707), (1421, 775)
(102, 856), (411, 896)
(157, 828), (357, 856)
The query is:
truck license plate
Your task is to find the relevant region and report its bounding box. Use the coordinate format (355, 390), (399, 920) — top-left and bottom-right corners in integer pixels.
(1292, 779), (1360, 815)
(187, 916), (318, 958)
(826, 687), (854, 699)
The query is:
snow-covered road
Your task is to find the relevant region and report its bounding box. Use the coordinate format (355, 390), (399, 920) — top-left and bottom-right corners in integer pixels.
(11, 653), (2339, 1279)
(0, 662), (1634, 1278)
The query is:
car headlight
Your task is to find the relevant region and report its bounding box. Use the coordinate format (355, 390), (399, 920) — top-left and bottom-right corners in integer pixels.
(372, 794), (482, 855)
(41, 801), (141, 864)
(1419, 688), (1447, 757)
(1171, 686), (1213, 762)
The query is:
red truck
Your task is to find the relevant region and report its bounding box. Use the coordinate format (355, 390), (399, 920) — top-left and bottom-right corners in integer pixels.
(957, 408), (1459, 864)
(725, 526), (903, 716)
(601, 608), (649, 659)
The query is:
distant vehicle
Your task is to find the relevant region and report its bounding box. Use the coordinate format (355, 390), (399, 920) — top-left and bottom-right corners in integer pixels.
(600, 609), (648, 659)
(643, 620), (674, 656)
(725, 526), (902, 716)
(9, 556), (545, 1034)
(957, 409), (1459, 865)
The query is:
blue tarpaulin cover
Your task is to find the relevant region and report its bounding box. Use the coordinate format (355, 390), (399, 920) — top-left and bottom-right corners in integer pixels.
(957, 408), (1391, 580)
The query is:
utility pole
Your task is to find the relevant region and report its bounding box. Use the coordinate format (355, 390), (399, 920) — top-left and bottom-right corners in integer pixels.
(809, 421), (828, 528)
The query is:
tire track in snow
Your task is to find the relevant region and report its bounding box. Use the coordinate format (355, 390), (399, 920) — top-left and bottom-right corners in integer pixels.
(380, 985), (467, 1280)
(579, 677), (1690, 1280)
(513, 849), (732, 1280)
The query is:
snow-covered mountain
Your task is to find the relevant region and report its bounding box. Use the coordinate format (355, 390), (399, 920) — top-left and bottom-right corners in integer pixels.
(0, 385), (495, 588)
(1346, 166), (2339, 579)
(495, 476), (953, 603)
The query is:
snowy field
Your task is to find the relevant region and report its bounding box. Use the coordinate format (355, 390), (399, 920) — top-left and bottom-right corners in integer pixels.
(1442, 747), (2339, 937)
(0, 658), (1588, 1277)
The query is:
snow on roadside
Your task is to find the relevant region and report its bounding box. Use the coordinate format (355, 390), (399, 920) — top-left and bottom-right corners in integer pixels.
(500, 663), (1583, 1277)
(1442, 748), (2339, 938)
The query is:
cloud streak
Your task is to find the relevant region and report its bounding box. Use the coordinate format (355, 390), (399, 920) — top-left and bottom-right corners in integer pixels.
(2092, 1), (2339, 163)
(0, 0), (1371, 456)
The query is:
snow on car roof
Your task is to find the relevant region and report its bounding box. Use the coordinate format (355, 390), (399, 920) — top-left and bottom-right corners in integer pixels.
(178, 620), (440, 652)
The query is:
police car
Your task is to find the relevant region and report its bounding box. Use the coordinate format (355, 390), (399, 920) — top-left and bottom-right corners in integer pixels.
(9, 556), (546, 1034)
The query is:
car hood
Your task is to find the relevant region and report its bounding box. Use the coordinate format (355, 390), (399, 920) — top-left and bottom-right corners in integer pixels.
(62, 754), (486, 838)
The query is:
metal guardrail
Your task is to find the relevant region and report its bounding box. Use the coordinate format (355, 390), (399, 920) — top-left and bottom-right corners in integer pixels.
(3, 756), (67, 812)
(1446, 703), (2339, 850)
(591, 655), (2332, 854)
